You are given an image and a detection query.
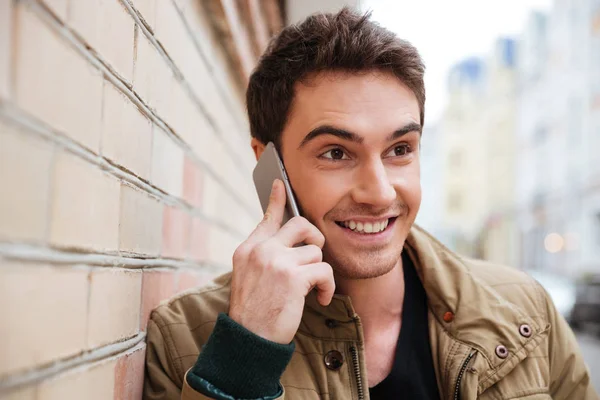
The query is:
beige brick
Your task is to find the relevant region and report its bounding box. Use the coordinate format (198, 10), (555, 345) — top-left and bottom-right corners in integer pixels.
(201, 173), (220, 219)
(14, 5), (103, 152)
(0, 0), (11, 99)
(119, 184), (163, 255)
(43, 0), (68, 21)
(0, 122), (54, 242)
(132, 0), (156, 31)
(49, 152), (120, 251)
(87, 268), (142, 348)
(37, 359), (116, 400)
(114, 345), (146, 399)
(189, 217), (209, 262)
(208, 226), (238, 267)
(140, 270), (176, 329)
(101, 83), (152, 179)
(0, 263), (88, 377)
(133, 34), (157, 104)
(69, 0), (134, 81)
(151, 128), (184, 197)
(3, 386), (36, 400)
(161, 206), (191, 259)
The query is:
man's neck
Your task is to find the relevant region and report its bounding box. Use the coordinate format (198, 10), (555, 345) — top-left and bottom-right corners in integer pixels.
(334, 257), (405, 338)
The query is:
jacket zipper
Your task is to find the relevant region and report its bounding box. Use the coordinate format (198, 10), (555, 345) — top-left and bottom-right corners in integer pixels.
(453, 350), (476, 400)
(350, 346), (365, 400)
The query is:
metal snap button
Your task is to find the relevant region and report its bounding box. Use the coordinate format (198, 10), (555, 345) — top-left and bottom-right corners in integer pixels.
(325, 319), (338, 328)
(324, 350), (344, 370)
(495, 345), (509, 359)
(519, 324), (532, 338)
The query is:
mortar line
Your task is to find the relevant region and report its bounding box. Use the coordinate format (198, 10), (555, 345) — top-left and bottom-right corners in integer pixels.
(0, 333), (146, 393)
(169, 0), (248, 135)
(118, 0), (254, 173)
(24, 0), (257, 217)
(0, 242), (231, 272)
(0, 102), (248, 240)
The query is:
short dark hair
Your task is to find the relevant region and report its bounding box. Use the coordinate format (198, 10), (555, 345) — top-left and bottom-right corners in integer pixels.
(246, 7), (426, 149)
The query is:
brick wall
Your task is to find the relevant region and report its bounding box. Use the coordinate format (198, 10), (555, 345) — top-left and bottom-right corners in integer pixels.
(0, 0), (279, 397)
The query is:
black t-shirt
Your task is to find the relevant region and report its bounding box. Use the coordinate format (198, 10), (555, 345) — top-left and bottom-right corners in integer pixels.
(368, 252), (441, 400)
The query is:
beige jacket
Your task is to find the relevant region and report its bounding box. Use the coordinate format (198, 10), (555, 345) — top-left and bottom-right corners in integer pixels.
(144, 226), (598, 399)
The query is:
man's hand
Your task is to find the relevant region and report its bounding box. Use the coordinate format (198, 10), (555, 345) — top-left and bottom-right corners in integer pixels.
(229, 179), (335, 344)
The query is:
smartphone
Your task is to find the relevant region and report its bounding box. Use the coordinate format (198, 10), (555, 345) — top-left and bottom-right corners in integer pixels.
(253, 142), (301, 225)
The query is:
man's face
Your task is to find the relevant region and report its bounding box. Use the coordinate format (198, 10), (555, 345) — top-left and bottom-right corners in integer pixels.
(266, 71), (421, 279)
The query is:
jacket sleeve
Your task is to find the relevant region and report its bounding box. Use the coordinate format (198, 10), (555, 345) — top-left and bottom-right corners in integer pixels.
(144, 312), (292, 400)
(540, 283), (599, 400)
(144, 317), (184, 399)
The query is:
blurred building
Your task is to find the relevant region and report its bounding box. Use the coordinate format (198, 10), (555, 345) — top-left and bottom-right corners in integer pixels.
(416, 123), (453, 244)
(516, 1), (600, 278)
(438, 38), (519, 265)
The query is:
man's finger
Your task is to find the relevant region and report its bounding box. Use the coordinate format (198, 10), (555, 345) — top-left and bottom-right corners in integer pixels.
(299, 262), (335, 306)
(249, 179), (286, 242)
(275, 216), (325, 249)
(288, 244), (323, 265)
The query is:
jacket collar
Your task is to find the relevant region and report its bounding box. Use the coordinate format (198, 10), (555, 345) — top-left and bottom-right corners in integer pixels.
(303, 225), (546, 368)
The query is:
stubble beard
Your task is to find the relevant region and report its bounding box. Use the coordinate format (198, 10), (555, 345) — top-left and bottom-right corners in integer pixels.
(323, 242), (403, 280)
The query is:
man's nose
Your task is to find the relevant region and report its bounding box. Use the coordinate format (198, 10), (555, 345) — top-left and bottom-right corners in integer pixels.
(351, 158), (396, 208)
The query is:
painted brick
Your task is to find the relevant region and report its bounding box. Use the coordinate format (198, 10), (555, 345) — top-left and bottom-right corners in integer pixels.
(87, 268), (142, 348)
(119, 184), (163, 256)
(132, 0), (156, 31)
(37, 359), (116, 400)
(208, 226), (238, 267)
(15, 5), (103, 152)
(189, 217), (209, 262)
(154, 0), (193, 74)
(102, 82), (152, 179)
(0, 262), (88, 377)
(183, 156), (204, 208)
(114, 345), (146, 400)
(0, 0), (11, 99)
(140, 270), (176, 329)
(151, 128), (184, 198)
(43, 0), (68, 21)
(201, 173), (220, 219)
(49, 151), (120, 251)
(132, 34), (157, 104)
(133, 33), (174, 115)
(69, 0), (134, 81)
(162, 206), (191, 259)
(3, 386), (36, 400)
(176, 269), (214, 293)
(161, 206), (191, 259)
(0, 122), (54, 242)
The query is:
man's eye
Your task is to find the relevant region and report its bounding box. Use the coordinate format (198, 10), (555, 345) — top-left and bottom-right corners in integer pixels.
(385, 144), (411, 157)
(322, 148), (349, 160)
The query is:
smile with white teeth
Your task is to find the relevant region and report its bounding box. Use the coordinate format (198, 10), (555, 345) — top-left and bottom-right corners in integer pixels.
(341, 219), (390, 234)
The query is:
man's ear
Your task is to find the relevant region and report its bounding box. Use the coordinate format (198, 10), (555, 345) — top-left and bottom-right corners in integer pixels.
(250, 138), (266, 161)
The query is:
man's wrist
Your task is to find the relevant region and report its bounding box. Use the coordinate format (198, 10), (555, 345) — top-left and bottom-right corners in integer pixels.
(187, 312), (295, 398)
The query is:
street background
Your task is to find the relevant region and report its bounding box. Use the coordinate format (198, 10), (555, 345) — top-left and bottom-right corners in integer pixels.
(362, 0), (600, 391)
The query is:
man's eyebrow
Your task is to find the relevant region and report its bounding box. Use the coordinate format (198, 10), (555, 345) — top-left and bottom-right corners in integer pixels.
(298, 125), (363, 149)
(298, 122), (422, 149)
(386, 122), (422, 141)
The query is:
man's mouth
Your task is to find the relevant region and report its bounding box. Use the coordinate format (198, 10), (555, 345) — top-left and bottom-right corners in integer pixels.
(334, 217), (397, 234)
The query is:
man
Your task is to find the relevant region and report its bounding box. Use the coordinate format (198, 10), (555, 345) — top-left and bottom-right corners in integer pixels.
(144, 8), (597, 400)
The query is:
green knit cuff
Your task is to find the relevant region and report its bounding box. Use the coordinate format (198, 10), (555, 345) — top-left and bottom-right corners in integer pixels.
(187, 313), (295, 399)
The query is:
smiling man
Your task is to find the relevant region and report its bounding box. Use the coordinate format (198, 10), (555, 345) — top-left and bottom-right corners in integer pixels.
(143, 8), (597, 400)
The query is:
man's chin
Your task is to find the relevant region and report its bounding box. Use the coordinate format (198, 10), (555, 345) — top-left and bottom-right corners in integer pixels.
(324, 249), (400, 280)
